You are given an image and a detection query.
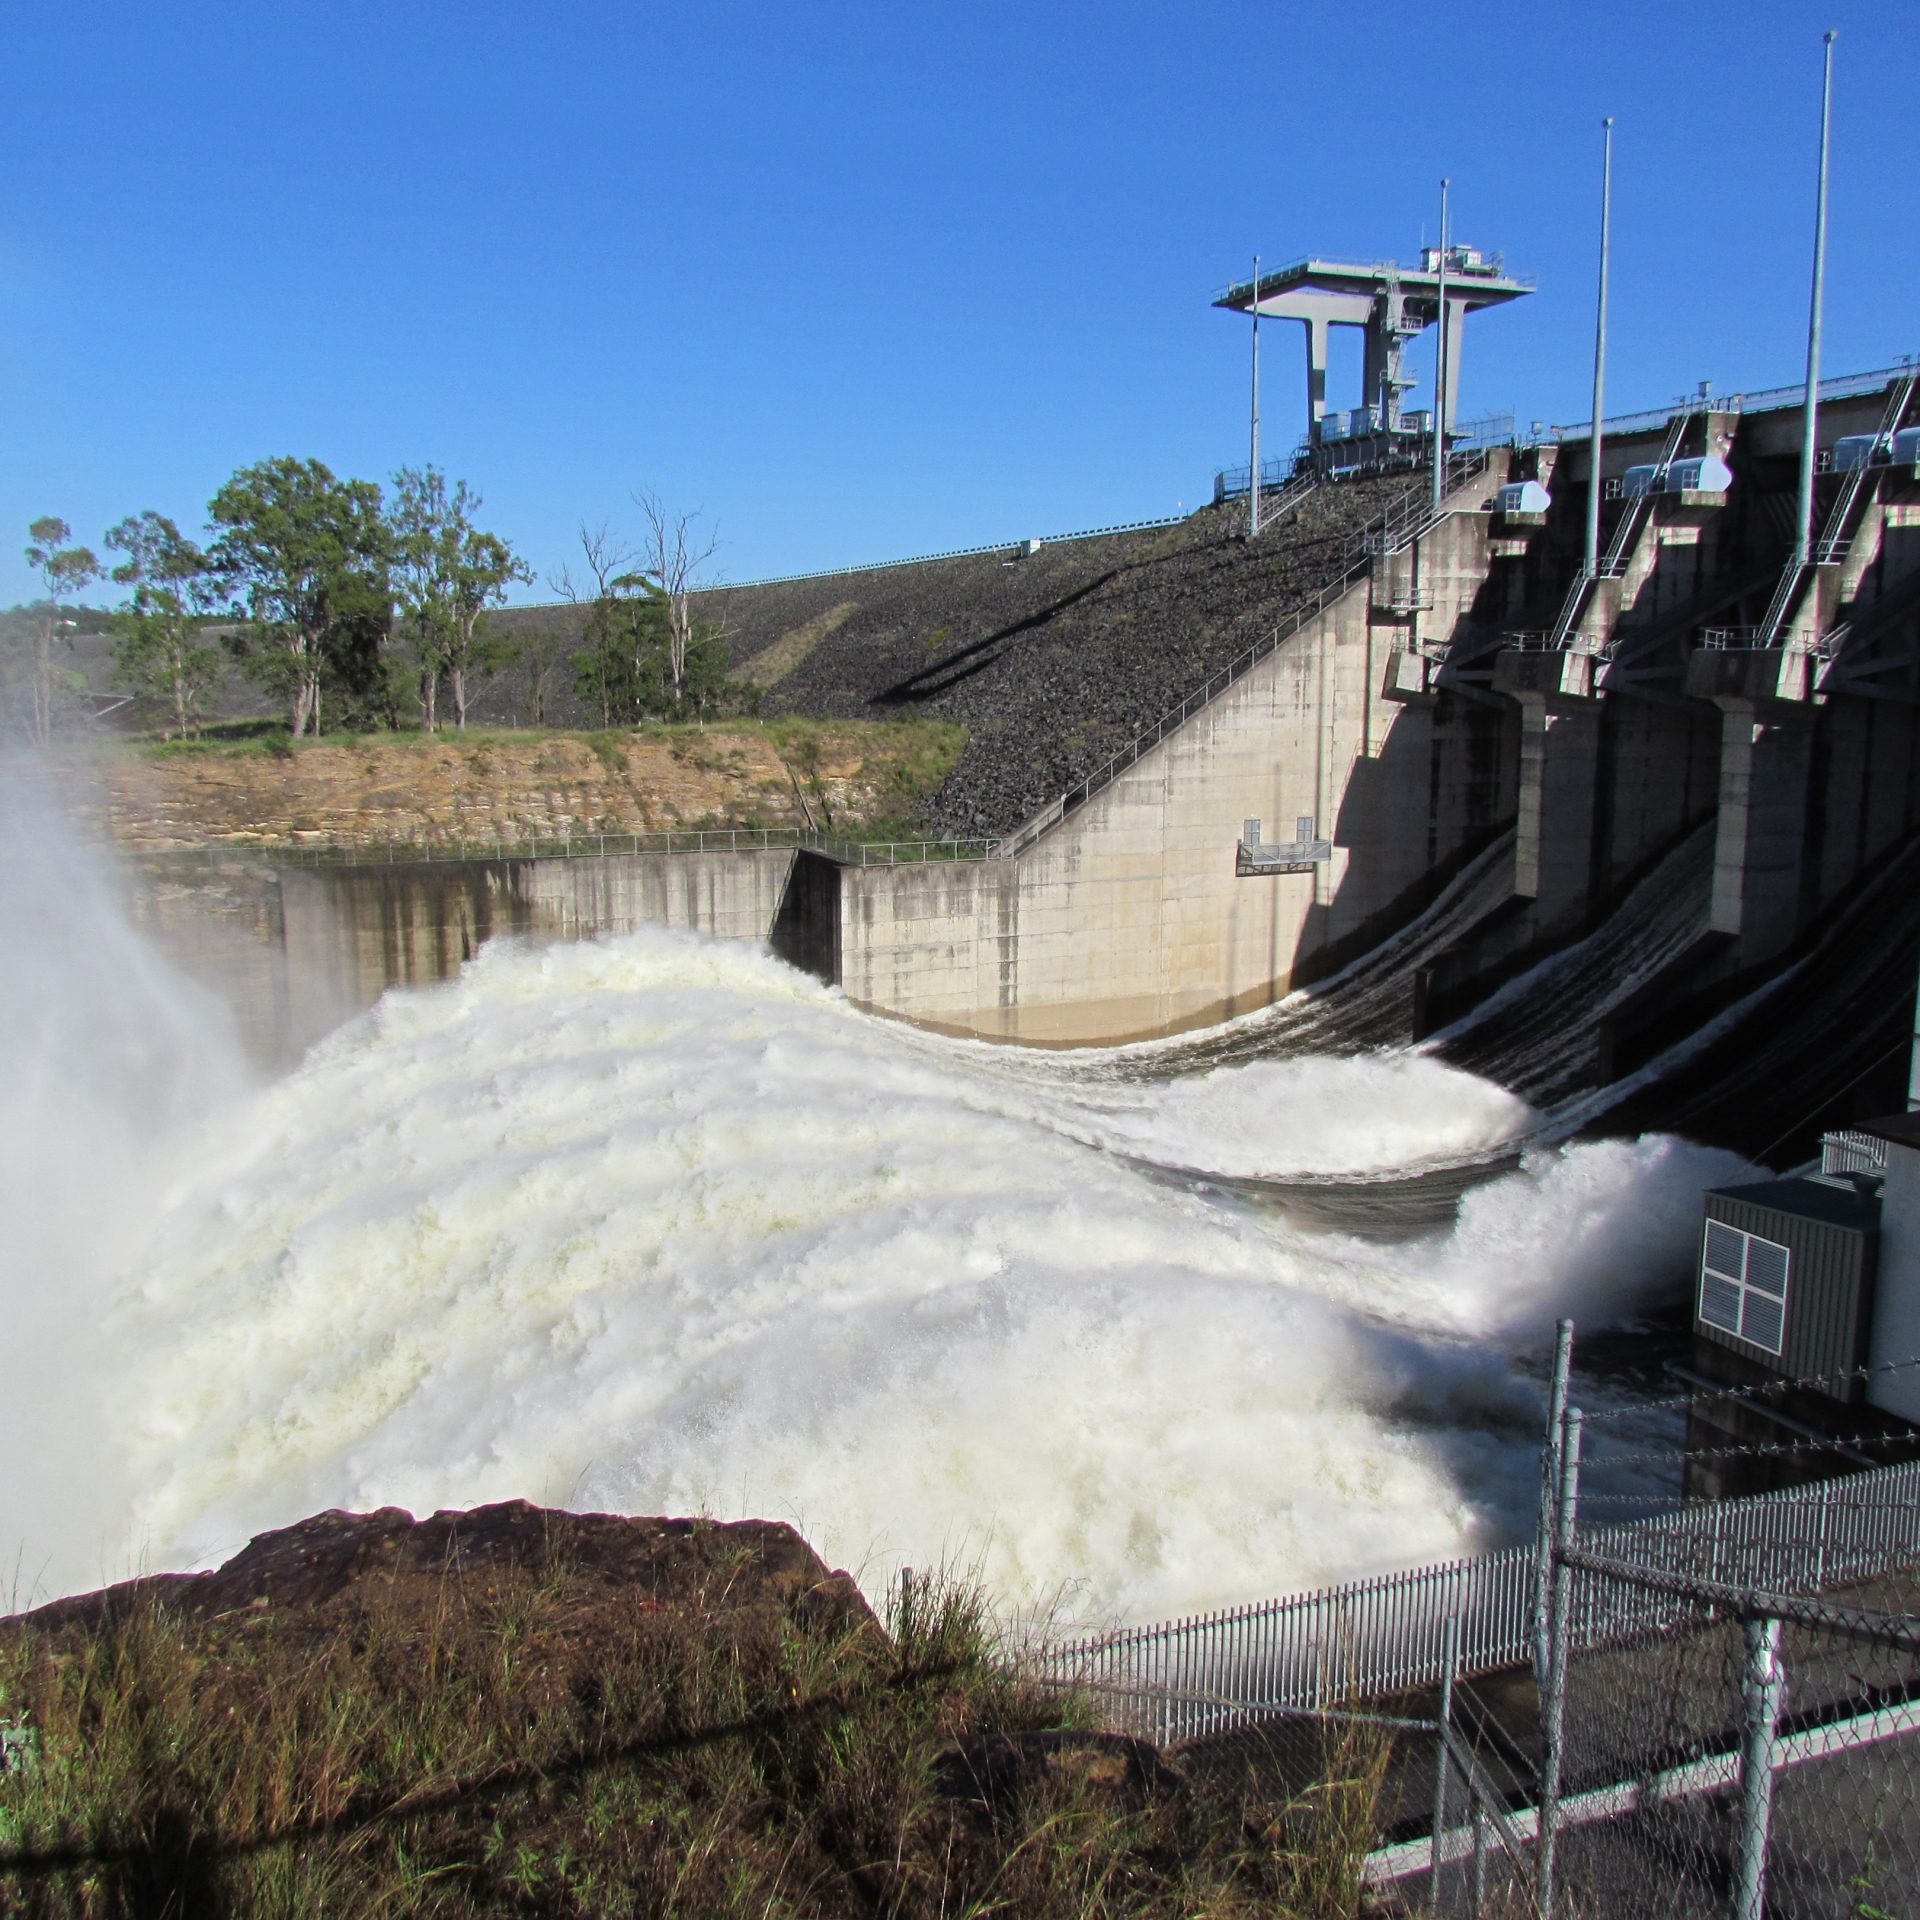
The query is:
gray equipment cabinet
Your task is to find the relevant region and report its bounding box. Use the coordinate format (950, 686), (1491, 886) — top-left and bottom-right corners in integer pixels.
(1694, 1176), (1880, 1394)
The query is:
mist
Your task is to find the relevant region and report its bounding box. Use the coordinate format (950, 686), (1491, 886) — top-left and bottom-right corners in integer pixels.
(0, 765), (249, 1603)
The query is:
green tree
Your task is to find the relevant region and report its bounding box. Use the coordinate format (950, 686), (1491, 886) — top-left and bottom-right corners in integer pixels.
(554, 524), (669, 727)
(20, 518), (103, 745)
(207, 457), (390, 737)
(105, 512), (223, 739)
(574, 572), (670, 726)
(388, 467), (532, 730)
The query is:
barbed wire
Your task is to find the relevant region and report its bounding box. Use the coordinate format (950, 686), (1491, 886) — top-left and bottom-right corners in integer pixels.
(1575, 1350), (1920, 1425)
(1589, 1428), (1920, 1470)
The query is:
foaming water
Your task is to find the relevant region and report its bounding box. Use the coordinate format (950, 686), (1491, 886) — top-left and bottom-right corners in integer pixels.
(110, 927), (1748, 1624)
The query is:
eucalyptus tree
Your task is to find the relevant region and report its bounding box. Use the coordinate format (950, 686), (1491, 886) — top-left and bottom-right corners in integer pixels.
(207, 457), (389, 737)
(635, 490), (726, 709)
(387, 467), (531, 730)
(20, 517), (103, 745)
(105, 512), (223, 739)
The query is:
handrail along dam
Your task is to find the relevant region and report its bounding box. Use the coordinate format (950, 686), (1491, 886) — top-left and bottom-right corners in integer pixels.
(135, 250), (1920, 1158)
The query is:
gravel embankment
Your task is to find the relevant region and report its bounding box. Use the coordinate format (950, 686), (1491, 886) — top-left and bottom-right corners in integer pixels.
(704, 480), (1406, 836)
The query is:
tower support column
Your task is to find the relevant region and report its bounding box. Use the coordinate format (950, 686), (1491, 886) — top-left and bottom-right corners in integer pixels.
(1686, 649), (1814, 963)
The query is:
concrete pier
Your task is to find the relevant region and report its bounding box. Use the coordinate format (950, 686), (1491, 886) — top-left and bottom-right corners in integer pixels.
(1494, 650), (1600, 931)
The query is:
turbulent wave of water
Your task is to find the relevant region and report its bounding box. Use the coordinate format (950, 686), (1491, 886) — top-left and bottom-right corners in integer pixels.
(2, 796), (1756, 1623)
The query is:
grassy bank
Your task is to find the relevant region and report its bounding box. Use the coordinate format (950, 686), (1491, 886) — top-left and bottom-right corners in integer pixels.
(0, 1554), (1385, 1919)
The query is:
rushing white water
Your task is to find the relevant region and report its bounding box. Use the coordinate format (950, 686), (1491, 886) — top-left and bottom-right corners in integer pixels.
(82, 923), (1747, 1626)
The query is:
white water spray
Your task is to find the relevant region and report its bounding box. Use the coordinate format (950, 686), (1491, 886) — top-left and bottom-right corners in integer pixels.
(89, 923), (1746, 1624)
(0, 771), (249, 1603)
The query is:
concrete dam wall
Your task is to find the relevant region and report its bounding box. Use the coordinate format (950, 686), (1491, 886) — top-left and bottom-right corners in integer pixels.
(129, 848), (799, 1061)
(134, 369), (1920, 1110)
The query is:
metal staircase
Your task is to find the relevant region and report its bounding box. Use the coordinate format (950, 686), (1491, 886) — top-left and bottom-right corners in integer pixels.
(1545, 404), (1695, 651)
(1758, 369), (1918, 645)
(1812, 368), (1917, 566)
(1251, 467), (1320, 535)
(1598, 405), (1695, 578)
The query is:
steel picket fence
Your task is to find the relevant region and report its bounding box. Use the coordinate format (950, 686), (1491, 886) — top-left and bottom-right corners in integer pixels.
(1042, 1458), (1920, 1746)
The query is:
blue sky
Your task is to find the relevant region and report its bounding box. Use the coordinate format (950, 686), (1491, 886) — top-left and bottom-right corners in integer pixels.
(4, 0), (1914, 606)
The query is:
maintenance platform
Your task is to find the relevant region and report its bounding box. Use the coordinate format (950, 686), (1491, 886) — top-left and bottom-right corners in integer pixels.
(1216, 249), (1533, 464)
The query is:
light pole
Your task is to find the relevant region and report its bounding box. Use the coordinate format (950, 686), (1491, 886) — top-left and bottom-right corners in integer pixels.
(1583, 119), (1615, 585)
(1793, 30), (1838, 576)
(1431, 179), (1451, 513)
(1249, 254), (1262, 537)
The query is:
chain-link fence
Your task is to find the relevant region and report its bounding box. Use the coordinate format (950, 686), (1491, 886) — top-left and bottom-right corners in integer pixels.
(1051, 1324), (1920, 1919)
(1529, 1339), (1920, 1920)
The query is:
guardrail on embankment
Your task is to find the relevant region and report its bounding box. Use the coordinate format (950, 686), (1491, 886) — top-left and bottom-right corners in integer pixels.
(129, 826), (1002, 872)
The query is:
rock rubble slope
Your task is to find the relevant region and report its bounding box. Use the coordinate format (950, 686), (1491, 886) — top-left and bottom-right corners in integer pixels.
(699, 479), (1408, 837)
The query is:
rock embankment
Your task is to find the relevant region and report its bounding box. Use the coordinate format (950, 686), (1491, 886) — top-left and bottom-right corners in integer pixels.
(0, 1503), (1388, 1917)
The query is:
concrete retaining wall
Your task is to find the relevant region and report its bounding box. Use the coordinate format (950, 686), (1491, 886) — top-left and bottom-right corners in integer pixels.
(838, 483), (1516, 1043)
(278, 849), (796, 1026)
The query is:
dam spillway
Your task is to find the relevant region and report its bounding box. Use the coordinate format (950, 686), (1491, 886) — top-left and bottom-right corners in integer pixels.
(126, 359), (1920, 1161)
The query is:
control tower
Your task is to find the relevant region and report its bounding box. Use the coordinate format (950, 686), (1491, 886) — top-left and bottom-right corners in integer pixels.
(1216, 248), (1532, 461)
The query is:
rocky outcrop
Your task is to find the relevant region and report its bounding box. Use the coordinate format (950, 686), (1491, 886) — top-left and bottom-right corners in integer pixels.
(8, 1500), (875, 1643)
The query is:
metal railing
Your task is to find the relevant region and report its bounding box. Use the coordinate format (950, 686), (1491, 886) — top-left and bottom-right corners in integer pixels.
(1547, 357), (1918, 442)
(1040, 1457), (1920, 1746)
(1212, 455), (1297, 500)
(499, 516), (1193, 615)
(696, 514), (1189, 593)
(1812, 366), (1918, 567)
(1213, 254), (1533, 307)
(1449, 411), (1517, 452)
(996, 449), (1498, 858)
(131, 826), (1003, 872)
(1595, 404), (1696, 580)
(1526, 407), (1696, 657)
(1822, 1129), (1889, 1178)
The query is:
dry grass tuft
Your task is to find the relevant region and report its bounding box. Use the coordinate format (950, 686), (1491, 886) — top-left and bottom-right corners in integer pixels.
(0, 1552), (1387, 1918)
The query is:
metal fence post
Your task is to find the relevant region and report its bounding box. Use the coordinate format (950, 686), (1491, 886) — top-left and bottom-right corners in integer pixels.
(1431, 1612), (1460, 1910)
(1732, 1616), (1786, 1920)
(1535, 1404), (1583, 1919)
(1532, 1319), (1576, 1690)
(1470, 1792), (1489, 1917)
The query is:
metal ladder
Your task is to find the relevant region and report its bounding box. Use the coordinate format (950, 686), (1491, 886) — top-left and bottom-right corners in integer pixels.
(1547, 404), (1694, 649)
